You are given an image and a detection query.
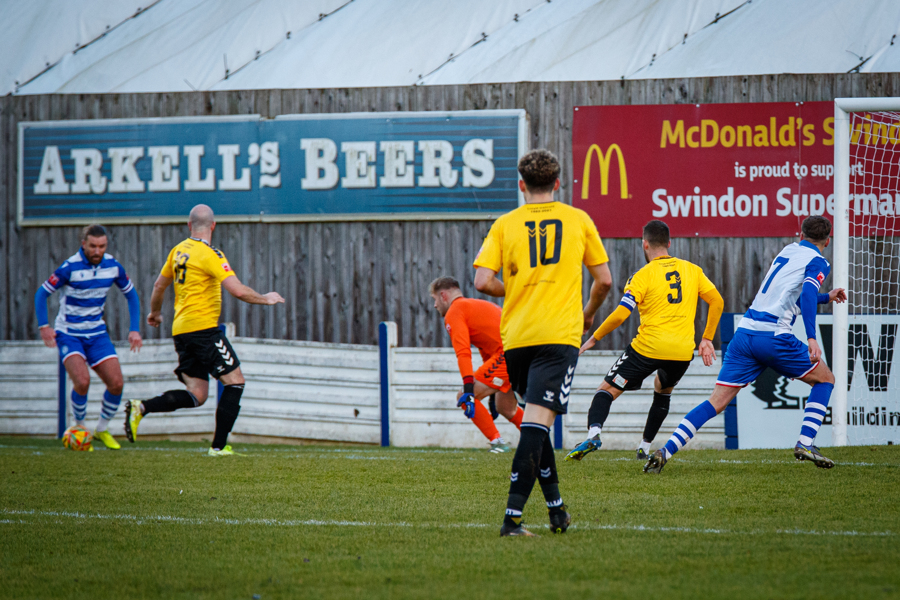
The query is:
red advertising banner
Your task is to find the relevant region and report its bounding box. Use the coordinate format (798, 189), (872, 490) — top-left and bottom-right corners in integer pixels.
(573, 101), (840, 237)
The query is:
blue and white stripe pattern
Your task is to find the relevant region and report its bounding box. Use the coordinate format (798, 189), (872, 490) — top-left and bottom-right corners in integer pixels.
(662, 400), (717, 459)
(799, 383), (834, 446)
(71, 390), (87, 423)
(101, 390), (122, 422)
(737, 241), (829, 337)
(43, 249), (133, 337)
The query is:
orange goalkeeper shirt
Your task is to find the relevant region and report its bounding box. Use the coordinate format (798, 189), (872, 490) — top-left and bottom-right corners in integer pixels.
(443, 297), (504, 380)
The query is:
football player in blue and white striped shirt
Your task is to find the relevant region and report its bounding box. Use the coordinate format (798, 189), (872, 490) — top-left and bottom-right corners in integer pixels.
(34, 224), (143, 450)
(644, 216), (847, 473)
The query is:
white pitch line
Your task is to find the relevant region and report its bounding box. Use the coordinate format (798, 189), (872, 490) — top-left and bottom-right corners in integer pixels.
(0, 509), (893, 538)
(0, 444), (897, 467)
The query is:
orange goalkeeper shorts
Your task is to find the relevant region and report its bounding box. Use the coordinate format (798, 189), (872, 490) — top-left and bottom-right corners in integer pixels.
(475, 352), (511, 393)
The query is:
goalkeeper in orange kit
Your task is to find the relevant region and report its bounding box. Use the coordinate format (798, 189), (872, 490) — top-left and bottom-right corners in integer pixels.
(429, 277), (524, 452)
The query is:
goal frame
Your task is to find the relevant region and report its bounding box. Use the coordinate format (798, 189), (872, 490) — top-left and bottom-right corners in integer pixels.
(832, 97), (900, 446)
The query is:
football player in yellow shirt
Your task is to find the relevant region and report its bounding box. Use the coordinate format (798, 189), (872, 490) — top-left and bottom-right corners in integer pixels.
(566, 220), (724, 462)
(123, 204), (284, 456)
(474, 149), (612, 537)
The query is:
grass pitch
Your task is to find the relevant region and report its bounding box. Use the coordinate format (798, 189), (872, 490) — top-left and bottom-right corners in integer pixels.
(1, 438), (898, 600)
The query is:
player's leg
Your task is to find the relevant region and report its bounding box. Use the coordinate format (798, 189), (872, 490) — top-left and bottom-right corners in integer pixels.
(57, 333), (90, 427)
(501, 345), (576, 537)
(637, 376), (674, 459)
(567, 345), (651, 462)
(474, 353), (524, 431)
(790, 341), (836, 468)
(638, 360), (689, 459)
(123, 334), (207, 443)
(207, 329), (244, 455)
(645, 332), (761, 473)
(91, 353), (124, 450)
(460, 382), (503, 448)
(62, 354), (91, 427)
(493, 391), (523, 427)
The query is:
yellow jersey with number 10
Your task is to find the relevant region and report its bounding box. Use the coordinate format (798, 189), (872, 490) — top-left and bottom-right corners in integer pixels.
(160, 237), (235, 336)
(474, 201), (608, 350)
(625, 256), (717, 361)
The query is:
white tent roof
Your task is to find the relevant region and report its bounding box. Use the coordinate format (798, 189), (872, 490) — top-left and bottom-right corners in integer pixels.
(4, 0), (900, 96)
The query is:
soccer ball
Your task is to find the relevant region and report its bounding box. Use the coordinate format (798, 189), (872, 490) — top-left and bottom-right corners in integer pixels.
(62, 425), (93, 451)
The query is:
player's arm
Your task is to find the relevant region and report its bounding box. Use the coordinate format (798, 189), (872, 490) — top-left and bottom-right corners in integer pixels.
(115, 264), (142, 352)
(580, 291), (631, 355)
(474, 267), (504, 297)
(221, 276), (285, 305)
(800, 259), (832, 362)
(581, 218), (612, 332)
(582, 262), (612, 333)
(698, 281), (724, 367)
(473, 222), (504, 297)
(147, 274), (173, 328)
(444, 311), (478, 417)
(34, 266), (68, 347)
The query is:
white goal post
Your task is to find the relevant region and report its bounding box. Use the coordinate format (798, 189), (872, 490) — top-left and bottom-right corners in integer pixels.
(833, 97), (900, 446)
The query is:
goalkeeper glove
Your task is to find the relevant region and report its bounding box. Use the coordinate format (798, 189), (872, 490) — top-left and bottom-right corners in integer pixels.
(457, 380), (476, 419)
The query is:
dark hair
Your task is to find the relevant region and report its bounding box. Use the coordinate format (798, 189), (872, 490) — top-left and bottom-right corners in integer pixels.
(81, 224), (108, 241)
(429, 276), (460, 295)
(801, 215), (831, 242)
(517, 149), (560, 194)
(642, 220), (670, 248)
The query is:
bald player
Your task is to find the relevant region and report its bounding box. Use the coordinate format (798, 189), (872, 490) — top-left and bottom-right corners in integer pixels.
(124, 204), (284, 456)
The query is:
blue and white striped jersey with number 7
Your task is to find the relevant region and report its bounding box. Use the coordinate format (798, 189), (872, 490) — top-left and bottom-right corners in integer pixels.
(737, 240), (830, 338)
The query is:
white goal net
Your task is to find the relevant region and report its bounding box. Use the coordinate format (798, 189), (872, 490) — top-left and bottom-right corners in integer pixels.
(833, 99), (900, 446)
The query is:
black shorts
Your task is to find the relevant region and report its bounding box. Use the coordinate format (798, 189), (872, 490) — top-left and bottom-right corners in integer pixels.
(173, 327), (240, 381)
(604, 344), (690, 391)
(504, 344), (579, 415)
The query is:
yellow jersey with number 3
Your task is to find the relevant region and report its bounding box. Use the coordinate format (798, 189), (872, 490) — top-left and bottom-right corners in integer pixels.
(624, 256), (717, 361)
(474, 201), (608, 350)
(160, 237), (235, 336)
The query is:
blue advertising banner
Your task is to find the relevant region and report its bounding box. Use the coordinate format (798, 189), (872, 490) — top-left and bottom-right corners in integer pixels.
(18, 110), (527, 225)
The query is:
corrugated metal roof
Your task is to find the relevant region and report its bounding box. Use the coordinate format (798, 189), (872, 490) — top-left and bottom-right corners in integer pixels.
(4, 0), (899, 96)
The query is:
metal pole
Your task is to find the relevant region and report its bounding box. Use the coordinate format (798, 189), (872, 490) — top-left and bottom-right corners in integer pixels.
(832, 100), (851, 447)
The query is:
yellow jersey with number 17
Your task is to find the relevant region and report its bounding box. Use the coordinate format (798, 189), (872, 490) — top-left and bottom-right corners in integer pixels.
(160, 237), (235, 336)
(474, 201), (608, 350)
(624, 256), (717, 361)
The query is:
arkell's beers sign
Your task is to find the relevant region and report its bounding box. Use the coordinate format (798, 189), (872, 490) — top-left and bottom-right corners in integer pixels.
(573, 101), (900, 237)
(17, 110), (527, 225)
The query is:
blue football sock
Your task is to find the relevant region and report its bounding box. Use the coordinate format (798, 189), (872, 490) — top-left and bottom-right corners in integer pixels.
(71, 390), (88, 424)
(97, 390), (123, 432)
(663, 400), (717, 459)
(798, 383), (833, 446)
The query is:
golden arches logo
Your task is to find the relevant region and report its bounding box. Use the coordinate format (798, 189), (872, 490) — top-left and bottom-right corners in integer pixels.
(581, 144), (628, 200)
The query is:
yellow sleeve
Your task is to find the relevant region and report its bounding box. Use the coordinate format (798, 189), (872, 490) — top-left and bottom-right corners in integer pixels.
(698, 269), (717, 296)
(699, 277), (724, 340)
(160, 247), (176, 278)
(200, 248), (236, 283)
(473, 220), (502, 272)
(582, 214), (609, 266)
(625, 269), (648, 305)
(592, 304), (632, 341)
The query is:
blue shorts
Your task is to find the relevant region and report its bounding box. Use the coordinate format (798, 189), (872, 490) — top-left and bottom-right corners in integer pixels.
(57, 331), (118, 368)
(716, 329), (818, 387)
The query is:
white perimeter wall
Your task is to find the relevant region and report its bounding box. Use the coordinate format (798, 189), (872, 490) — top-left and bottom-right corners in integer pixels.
(0, 331), (723, 450)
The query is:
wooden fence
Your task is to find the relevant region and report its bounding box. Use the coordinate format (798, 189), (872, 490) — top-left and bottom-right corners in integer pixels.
(2, 73), (894, 347)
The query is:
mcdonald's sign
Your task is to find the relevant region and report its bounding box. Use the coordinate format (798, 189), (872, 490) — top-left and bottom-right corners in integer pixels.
(581, 144), (628, 200)
(573, 102), (841, 238)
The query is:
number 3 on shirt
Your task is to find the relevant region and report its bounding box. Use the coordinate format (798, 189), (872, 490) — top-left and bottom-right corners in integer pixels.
(666, 271), (682, 304)
(761, 256), (789, 294)
(525, 220), (562, 268)
(174, 251), (189, 284)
